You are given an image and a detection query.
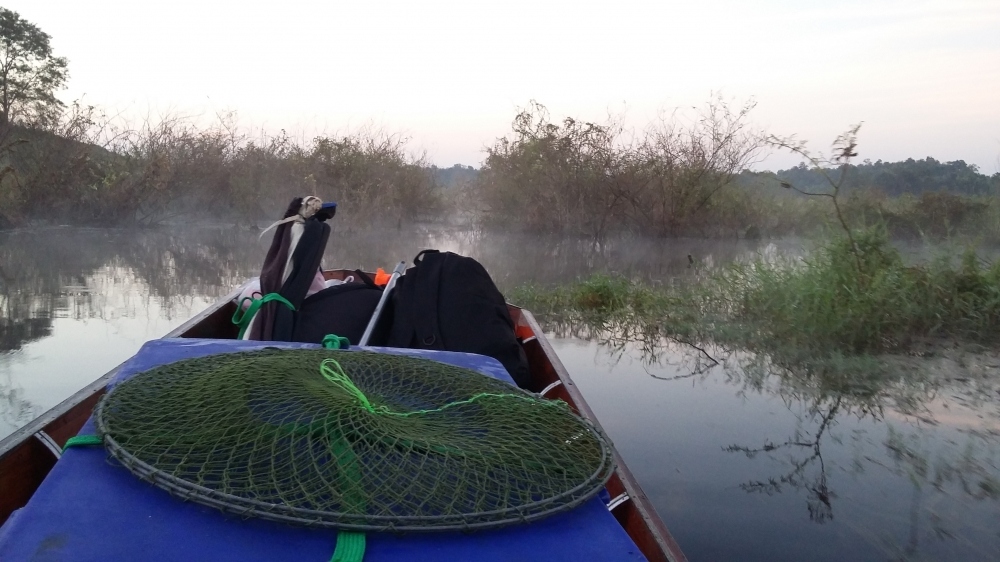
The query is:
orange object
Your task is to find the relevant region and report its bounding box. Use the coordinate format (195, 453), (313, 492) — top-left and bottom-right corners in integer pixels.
(374, 267), (391, 287)
(515, 325), (534, 340)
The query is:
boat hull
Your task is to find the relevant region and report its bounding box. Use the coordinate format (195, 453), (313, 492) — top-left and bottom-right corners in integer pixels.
(0, 273), (686, 562)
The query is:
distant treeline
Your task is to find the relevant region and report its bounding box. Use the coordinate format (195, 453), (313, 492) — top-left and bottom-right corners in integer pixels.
(442, 158), (1000, 198)
(1, 101), (999, 240)
(430, 164), (477, 190)
(735, 159), (1000, 239)
(752, 158), (999, 196)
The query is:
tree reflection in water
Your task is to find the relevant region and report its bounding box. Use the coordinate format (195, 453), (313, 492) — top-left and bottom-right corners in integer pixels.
(725, 396), (841, 524)
(0, 226), (765, 441)
(0, 226), (267, 439)
(3, 226), (996, 559)
(1, 360), (37, 435)
(533, 312), (1000, 561)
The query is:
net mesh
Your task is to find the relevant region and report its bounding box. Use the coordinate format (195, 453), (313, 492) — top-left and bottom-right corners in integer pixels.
(95, 349), (614, 531)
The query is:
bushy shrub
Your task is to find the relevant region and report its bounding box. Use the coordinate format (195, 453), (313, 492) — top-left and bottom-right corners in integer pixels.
(708, 229), (1000, 355)
(473, 97), (764, 239)
(0, 109), (439, 227)
(515, 229), (1000, 361)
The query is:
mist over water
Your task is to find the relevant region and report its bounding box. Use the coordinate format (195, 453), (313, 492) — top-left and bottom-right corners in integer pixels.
(2, 225), (767, 438)
(1, 226), (997, 561)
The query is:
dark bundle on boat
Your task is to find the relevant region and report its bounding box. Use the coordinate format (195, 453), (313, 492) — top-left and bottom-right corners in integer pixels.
(245, 198), (530, 387)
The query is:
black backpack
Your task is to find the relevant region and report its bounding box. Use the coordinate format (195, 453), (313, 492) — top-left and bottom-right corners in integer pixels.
(292, 272), (391, 346)
(386, 250), (531, 387)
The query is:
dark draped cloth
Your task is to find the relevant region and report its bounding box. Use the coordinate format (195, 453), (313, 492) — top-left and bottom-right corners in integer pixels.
(249, 198), (330, 341)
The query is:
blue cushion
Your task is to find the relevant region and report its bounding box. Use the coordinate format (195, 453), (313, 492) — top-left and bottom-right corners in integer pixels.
(0, 339), (646, 562)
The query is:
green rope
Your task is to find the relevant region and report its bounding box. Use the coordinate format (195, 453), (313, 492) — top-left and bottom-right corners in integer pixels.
(231, 293), (295, 339)
(321, 359), (375, 413)
(322, 334), (351, 350)
(318, 359), (567, 418)
(377, 391), (567, 418)
(331, 531), (366, 562)
(62, 434), (103, 451)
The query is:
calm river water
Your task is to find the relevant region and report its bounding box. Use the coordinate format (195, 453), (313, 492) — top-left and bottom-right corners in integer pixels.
(1, 226), (997, 561)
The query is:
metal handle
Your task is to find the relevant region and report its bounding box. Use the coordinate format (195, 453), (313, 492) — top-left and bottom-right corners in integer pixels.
(358, 261), (406, 346)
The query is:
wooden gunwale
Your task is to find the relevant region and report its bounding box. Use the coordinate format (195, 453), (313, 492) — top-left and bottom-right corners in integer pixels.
(0, 273), (686, 562)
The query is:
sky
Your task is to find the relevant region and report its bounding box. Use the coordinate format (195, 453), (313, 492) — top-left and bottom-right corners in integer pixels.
(7, 0), (1000, 171)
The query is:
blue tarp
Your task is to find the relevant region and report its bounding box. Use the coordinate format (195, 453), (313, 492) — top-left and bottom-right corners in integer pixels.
(0, 339), (646, 562)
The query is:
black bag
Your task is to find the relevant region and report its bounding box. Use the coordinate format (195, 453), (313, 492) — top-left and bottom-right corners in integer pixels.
(291, 286), (388, 346)
(387, 250), (532, 387)
(249, 197), (387, 346)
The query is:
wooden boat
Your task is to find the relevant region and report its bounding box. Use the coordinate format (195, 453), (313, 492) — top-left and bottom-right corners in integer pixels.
(0, 270), (687, 562)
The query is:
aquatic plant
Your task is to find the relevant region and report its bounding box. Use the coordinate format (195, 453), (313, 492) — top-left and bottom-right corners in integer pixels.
(513, 230), (1000, 362)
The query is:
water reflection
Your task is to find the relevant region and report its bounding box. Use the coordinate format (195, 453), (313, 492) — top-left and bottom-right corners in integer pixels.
(13, 225), (991, 559)
(726, 395), (841, 524)
(537, 314), (1000, 561)
(1, 356), (37, 435)
(0, 227), (266, 439)
(2, 226), (761, 441)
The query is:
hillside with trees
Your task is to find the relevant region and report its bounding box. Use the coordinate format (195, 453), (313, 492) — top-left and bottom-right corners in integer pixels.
(768, 158), (998, 196)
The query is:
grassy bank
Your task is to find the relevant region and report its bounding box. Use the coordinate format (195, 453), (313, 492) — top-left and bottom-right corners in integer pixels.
(510, 230), (1000, 368)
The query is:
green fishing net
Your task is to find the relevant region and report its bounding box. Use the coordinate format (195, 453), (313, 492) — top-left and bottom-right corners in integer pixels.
(95, 349), (615, 531)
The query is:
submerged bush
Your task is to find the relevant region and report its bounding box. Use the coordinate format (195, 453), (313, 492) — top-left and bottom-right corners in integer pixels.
(839, 189), (998, 240)
(709, 230), (1000, 354)
(515, 230), (1000, 361)
(473, 97), (764, 239)
(510, 275), (648, 318)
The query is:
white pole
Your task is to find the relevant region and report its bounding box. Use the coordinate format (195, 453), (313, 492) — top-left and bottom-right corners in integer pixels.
(358, 261), (407, 346)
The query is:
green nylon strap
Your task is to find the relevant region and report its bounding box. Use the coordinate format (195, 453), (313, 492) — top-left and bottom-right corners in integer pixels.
(231, 293), (295, 339)
(322, 334), (351, 350)
(62, 434), (103, 451)
(324, 346), (366, 562)
(331, 531), (366, 562)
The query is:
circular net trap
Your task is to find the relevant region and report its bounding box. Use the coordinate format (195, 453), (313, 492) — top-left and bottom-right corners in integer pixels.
(95, 349), (615, 532)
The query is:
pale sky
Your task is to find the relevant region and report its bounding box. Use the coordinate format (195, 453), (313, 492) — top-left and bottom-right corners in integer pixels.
(8, 0), (1000, 171)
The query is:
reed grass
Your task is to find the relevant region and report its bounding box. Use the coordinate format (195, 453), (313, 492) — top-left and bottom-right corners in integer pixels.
(511, 230), (1000, 361)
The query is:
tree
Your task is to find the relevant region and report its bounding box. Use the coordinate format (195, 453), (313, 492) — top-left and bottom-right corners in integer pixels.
(770, 124), (865, 273)
(0, 8), (68, 127)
